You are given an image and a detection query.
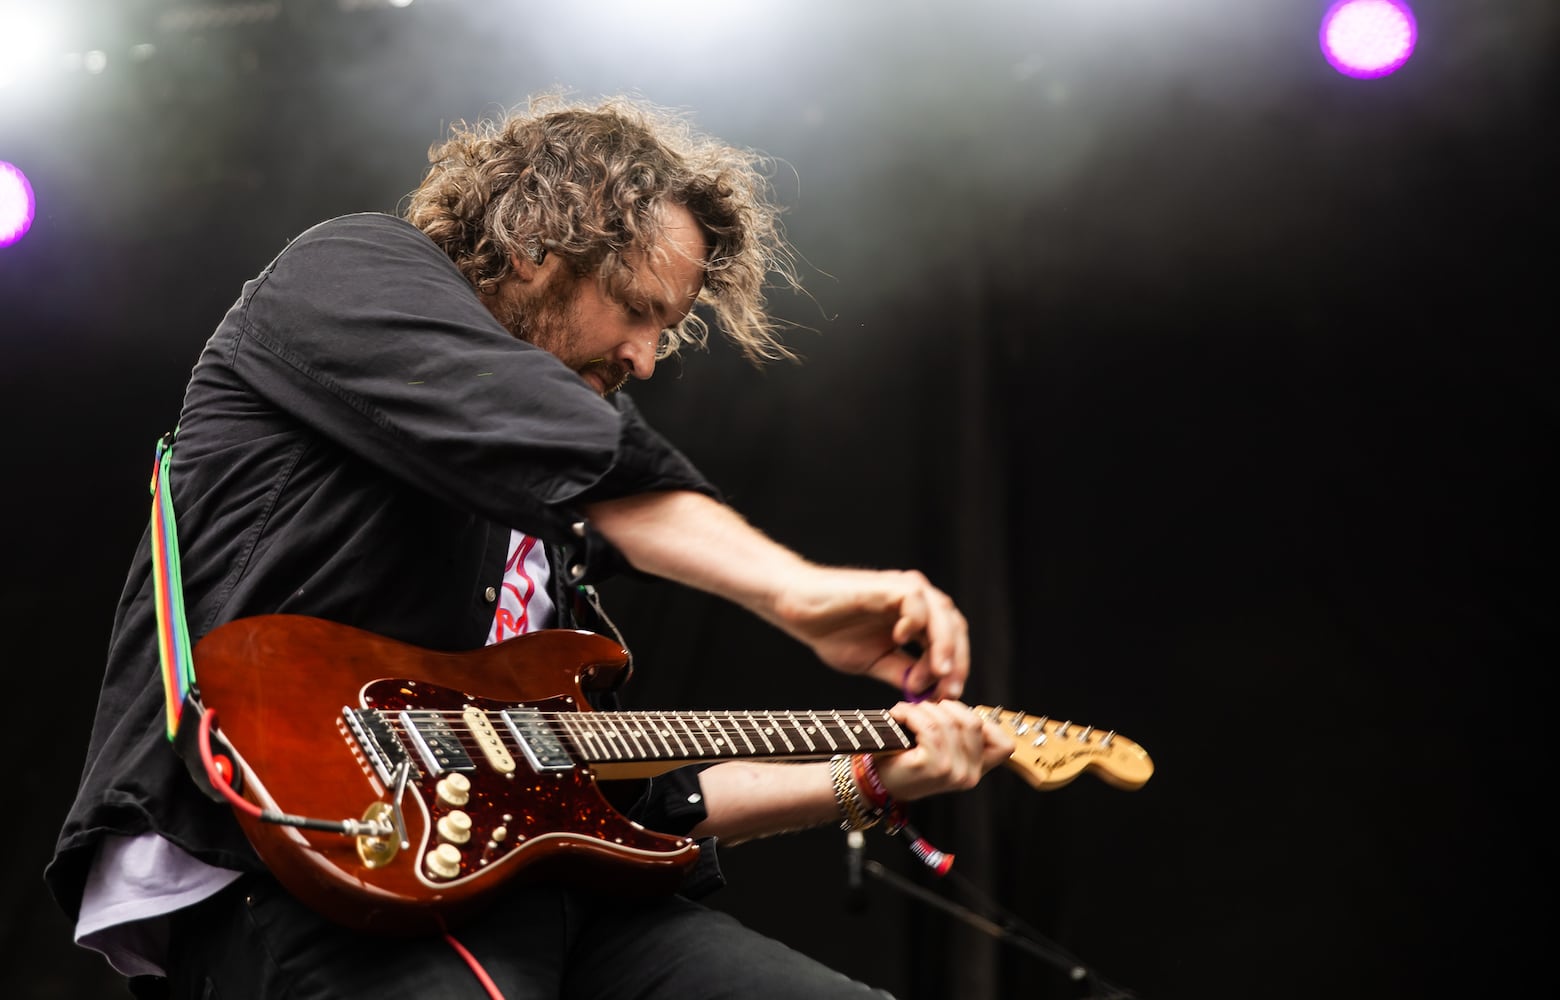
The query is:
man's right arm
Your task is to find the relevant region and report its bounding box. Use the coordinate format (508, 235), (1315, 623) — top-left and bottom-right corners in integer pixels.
(582, 489), (969, 701)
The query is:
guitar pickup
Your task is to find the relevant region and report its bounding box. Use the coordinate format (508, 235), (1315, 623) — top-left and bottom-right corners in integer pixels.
(463, 706), (516, 774)
(501, 708), (574, 773)
(400, 710), (475, 776)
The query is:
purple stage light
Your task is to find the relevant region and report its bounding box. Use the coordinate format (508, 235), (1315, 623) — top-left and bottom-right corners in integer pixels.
(1, 161), (36, 248)
(1320, 0), (1418, 79)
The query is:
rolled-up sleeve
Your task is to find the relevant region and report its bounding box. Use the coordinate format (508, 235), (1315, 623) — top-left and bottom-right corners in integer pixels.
(225, 214), (715, 563)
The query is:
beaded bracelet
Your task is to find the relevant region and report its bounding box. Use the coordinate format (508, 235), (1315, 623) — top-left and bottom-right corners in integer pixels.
(850, 753), (893, 811)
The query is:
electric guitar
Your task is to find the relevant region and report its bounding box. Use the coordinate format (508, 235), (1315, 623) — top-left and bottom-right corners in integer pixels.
(191, 614), (1154, 934)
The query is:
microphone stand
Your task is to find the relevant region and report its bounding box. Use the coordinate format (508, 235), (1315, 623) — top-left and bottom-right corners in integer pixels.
(850, 837), (1138, 1000)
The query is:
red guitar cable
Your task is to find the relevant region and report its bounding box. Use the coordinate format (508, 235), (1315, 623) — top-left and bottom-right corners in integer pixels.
(442, 932), (506, 1000)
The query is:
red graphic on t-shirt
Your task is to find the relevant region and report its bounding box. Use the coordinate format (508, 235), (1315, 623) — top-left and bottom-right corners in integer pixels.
(492, 534), (540, 641)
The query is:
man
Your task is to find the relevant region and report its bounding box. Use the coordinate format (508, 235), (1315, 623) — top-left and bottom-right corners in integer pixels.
(48, 94), (1013, 998)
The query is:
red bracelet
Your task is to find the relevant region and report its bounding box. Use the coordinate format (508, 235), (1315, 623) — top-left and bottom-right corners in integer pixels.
(851, 753), (892, 811)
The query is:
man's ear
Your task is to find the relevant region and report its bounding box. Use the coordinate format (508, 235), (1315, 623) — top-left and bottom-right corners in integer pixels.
(508, 244), (564, 282)
(508, 250), (540, 282)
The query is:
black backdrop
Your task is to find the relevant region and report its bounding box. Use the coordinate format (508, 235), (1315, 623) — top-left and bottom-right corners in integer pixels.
(1, 1), (1552, 997)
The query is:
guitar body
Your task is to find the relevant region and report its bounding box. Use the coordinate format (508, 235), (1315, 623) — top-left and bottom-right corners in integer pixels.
(193, 614), (698, 935)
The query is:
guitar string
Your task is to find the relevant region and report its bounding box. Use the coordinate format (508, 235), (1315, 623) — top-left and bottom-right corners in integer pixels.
(374, 711), (910, 761)
(379, 713), (904, 744)
(377, 711), (905, 742)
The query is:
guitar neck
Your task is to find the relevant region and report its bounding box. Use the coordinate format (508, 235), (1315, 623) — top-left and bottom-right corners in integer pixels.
(562, 708), (915, 779)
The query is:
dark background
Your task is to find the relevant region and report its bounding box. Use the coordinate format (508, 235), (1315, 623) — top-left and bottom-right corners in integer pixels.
(1, 1), (1552, 997)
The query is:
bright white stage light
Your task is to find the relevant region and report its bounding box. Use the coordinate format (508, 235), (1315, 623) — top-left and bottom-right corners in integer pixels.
(0, 7), (62, 87)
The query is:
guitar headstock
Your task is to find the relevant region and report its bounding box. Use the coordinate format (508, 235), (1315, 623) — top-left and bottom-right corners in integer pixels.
(974, 706), (1154, 791)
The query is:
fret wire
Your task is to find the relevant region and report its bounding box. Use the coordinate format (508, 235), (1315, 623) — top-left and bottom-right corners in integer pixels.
(727, 711), (756, 754)
(659, 716), (688, 758)
(746, 712), (775, 753)
(675, 715), (707, 757)
(585, 713), (626, 760)
(807, 711), (836, 751)
(700, 713), (733, 757)
(789, 714), (816, 752)
(643, 713), (674, 758)
(618, 712), (650, 760)
(856, 710), (886, 749)
(557, 713), (598, 762)
(765, 712), (797, 752)
(832, 710), (862, 751)
(609, 714), (632, 760)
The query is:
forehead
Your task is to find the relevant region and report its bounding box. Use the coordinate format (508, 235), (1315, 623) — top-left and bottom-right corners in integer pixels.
(625, 203), (708, 304)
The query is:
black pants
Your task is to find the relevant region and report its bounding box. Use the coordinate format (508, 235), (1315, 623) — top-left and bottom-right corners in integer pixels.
(152, 874), (892, 999)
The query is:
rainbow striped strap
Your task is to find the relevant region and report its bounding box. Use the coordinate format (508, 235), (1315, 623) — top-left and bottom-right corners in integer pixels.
(149, 431), (196, 742)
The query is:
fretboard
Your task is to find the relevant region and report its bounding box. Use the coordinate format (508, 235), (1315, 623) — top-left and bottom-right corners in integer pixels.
(556, 709), (914, 766)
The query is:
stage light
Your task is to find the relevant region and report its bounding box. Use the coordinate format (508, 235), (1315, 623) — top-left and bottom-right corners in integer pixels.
(1, 161), (37, 249)
(1320, 0), (1417, 79)
(0, 7), (61, 88)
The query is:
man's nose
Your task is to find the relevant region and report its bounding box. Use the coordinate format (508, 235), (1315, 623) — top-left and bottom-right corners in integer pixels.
(616, 337), (658, 380)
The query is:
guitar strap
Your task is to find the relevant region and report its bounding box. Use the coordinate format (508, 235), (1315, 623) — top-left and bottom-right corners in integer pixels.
(148, 430), (197, 743)
(147, 430), (236, 803)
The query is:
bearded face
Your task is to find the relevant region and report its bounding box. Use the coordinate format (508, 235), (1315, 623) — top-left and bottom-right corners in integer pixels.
(480, 204), (708, 396)
(490, 268), (632, 396)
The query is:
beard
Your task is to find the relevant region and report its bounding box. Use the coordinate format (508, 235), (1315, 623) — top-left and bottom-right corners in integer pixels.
(491, 270), (629, 396)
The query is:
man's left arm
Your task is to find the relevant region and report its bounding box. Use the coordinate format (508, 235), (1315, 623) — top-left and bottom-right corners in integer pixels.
(689, 699), (1015, 844)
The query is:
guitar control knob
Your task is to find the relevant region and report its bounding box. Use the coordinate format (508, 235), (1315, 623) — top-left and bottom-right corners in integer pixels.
(437, 810), (473, 845)
(424, 843), (462, 879)
(436, 773), (471, 807)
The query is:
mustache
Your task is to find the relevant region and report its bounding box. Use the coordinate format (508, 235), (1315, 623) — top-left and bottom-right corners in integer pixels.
(580, 359), (630, 396)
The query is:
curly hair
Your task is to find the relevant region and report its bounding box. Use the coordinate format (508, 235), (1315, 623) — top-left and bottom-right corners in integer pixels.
(403, 93), (800, 364)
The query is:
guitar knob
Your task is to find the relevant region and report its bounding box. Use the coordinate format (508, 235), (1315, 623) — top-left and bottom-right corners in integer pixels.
(424, 843), (462, 879)
(437, 810), (473, 845)
(436, 773), (471, 807)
